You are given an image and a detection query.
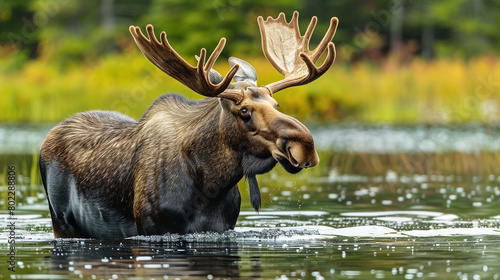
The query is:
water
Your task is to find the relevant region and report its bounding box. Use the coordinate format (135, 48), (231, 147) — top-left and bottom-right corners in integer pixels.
(2, 123), (500, 279)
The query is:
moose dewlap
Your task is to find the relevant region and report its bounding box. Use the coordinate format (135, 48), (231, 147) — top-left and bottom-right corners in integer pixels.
(40, 11), (338, 239)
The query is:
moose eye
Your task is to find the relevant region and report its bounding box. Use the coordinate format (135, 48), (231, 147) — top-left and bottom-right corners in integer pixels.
(239, 107), (251, 120)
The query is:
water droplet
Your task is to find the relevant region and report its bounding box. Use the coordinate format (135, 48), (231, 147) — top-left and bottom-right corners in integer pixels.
(381, 200), (392, 205)
(328, 193), (338, 199)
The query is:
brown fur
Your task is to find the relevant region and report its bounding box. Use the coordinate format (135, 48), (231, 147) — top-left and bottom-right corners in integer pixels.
(41, 111), (137, 211)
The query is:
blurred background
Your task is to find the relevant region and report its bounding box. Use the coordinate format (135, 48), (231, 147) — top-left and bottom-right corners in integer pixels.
(1, 0), (499, 124)
(4, 4), (500, 278)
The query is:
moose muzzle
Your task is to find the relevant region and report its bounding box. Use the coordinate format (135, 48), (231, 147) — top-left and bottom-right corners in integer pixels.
(271, 113), (319, 173)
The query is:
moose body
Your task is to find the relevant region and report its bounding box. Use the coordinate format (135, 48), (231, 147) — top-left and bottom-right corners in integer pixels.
(40, 95), (256, 238)
(40, 12), (338, 239)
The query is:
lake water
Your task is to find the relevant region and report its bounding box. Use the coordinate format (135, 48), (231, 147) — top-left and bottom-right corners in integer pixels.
(2, 123), (500, 279)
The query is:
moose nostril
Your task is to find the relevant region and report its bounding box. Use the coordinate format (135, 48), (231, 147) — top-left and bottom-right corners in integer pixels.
(304, 162), (311, 168)
(287, 147), (300, 167)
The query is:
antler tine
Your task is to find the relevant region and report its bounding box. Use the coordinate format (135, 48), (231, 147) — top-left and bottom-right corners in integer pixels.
(310, 16), (338, 63)
(302, 15), (317, 51)
(204, 37), (225, 73)
(129, 24), (241, 101)
(258, 11), (338, 94)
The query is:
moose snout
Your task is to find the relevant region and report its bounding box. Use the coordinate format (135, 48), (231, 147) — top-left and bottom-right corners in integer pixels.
(286, 141), (319, 168)
(271, 113), (320, 170)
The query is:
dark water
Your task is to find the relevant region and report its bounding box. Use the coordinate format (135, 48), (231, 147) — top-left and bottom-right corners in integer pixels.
(2, 123), (500, 279)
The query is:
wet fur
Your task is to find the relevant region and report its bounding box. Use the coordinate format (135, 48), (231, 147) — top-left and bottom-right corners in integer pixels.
(40, 93), (276, 239)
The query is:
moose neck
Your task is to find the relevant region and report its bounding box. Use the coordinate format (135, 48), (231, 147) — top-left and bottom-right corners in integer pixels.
(138, 94), (246, 194)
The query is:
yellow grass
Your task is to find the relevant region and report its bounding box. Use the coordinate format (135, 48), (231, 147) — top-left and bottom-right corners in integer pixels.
(1, 48), (500, 124)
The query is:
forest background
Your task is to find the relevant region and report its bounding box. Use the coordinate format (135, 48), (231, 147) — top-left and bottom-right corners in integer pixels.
(1, 0), (499, 124)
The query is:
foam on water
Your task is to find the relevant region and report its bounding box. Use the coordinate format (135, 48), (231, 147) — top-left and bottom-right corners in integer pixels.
(340, 210), (445, 218)
(3, 211), (500, 244)
(240, 210), (329, 217)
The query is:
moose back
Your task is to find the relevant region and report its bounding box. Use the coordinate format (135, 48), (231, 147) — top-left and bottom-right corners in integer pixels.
(40, 12), (338, 239)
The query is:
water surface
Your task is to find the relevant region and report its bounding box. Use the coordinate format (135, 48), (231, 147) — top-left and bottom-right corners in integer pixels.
(1, 123), (500, 279)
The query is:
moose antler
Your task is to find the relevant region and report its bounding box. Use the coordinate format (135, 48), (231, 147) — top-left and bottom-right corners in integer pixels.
(129, 25), (243, 102)
(258, 11), (338, 94)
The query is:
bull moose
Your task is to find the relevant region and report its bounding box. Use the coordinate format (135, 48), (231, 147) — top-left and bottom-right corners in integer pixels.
(40, 11), (338, 238)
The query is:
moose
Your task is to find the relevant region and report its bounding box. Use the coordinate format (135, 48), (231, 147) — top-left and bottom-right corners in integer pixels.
(39, 11), (338, 239)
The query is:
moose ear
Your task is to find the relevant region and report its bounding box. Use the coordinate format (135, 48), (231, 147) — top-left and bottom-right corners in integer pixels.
(229, 57), (257, 85)
(195, 55), (224, 84)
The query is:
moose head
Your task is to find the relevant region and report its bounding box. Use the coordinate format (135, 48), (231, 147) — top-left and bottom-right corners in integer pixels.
(40, 12), (338, 238)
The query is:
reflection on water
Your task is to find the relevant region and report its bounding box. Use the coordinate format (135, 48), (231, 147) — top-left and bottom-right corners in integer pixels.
(48, 239), (242, 279)
(8, 234), (500, 279)
(2, 124), (500, 279)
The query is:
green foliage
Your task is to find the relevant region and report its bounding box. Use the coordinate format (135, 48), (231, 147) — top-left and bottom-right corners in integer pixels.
(140, 0), (301, 57)
(404, 0), (500, 57)
(2, 0), (500, 61)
